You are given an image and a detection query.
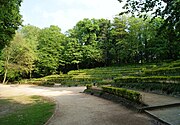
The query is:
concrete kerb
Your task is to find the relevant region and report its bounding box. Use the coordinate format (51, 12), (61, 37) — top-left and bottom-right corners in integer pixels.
(44, 97), (59, 125)
(144, 110), (171, 125)
(140, 103), (180, 111)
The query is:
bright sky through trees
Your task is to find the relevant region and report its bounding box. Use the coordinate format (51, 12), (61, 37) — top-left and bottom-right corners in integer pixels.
(20, 0), (124, 32)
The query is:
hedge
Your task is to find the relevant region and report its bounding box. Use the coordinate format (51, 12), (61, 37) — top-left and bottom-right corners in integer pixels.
(170, 62), (180, 68)
(86, 84), (93, 89)
(144, 67), (180, 76)
(114, 76), (180, 84)
(102, 86), (142, 103)
(113, 82), (180, 94)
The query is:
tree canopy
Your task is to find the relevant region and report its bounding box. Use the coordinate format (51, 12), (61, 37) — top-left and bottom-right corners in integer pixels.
(1, 33), (36, 83)
(36, 25), (65, 76)
(0, 15), (179, 81)
(0, 0), (23, 51)
(118, 0), (180, 37)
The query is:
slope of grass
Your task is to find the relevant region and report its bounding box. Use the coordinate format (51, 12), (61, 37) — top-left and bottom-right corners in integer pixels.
(0, 95), (55, 125)
(21, 60), (180, 95)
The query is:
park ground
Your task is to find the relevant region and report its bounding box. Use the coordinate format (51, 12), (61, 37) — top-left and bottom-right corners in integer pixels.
(0, 84), (152, 125)
(0, 84), (180, 125)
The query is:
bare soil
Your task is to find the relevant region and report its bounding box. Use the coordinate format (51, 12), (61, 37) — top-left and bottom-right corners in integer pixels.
(0, 84), (153, 125)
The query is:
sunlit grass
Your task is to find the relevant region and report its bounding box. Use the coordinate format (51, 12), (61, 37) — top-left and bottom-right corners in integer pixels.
(20, 60), (180, 87)
(0, 95), (55, 125)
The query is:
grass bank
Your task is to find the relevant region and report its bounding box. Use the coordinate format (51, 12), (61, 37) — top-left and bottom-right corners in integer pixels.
(20, 60), (180, 95)
(0, 95), (55, 125)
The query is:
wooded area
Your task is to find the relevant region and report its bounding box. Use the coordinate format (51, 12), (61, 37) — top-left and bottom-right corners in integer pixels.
(0, 15), (179, 82)
(0, 0), (179, 83)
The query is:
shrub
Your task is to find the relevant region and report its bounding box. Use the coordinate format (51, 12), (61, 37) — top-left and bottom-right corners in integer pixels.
(86, 84), (93, 89)
(114, 76), (180, 84)
(144, 67), (180, 76)
(42, 81), (55, 86)
(117, 76), (180, 93)
(102, 86), (142, 103)
(113, 79), (180, 95)
(96, 80), (114, 86)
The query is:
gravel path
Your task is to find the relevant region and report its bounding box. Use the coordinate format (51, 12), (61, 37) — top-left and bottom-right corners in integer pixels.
(0, 85), (152, 125)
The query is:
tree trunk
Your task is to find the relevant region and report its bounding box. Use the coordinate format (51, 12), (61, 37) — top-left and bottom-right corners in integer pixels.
(77, 63), (79, 70)
(2, 68), (7, 84)
(29, 70), (32, 79)
(3, 54), (9, 84)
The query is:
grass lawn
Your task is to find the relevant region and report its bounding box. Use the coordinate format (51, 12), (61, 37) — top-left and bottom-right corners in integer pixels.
(0, 95), (55, 125)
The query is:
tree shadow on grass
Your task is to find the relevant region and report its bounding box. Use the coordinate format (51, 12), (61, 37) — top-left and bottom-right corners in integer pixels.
(0, 95), (55, 125)
(0, 97), (25, 117)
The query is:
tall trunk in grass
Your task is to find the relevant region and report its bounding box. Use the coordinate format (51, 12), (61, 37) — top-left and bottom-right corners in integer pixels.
(3, 54), (9, 84)
(29, 70), (32, 79)
(77, 63), (79, 70)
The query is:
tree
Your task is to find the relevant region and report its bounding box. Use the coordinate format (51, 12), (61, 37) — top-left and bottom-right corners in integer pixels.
(1, 33), (36, 84)
(36, 25), (65, 76)
(125, 17), (166, 63)
(96, 19), (112, 66)
(67, 18), (103, 68)
(0, 0), (23, 51)
(63, 38), (83, 71)
(20, 25), (41, 51)
(118, 0), (180, 60)
(110, 16), (128, 64)
(118, 0), (179, 31)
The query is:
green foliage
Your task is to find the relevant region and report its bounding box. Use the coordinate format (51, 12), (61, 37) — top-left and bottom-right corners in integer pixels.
(144, 67), (180, 76)
(0, 0), (23, 51)
(114, 82), (180, 95)
(114, 76), (180, 95)
(1, 33), (36, 82)
(1, 13), (179, 81)
(86, 84), (93, 89)
(36, 25), (65, 76)
(118, 0), (180, 60)
(102, 86), (142, 103)
(109, 16), (128, 64)
(119, 0), (180, 35)
(19, 63), (147, 85)
(66, 18), (103, 68)
(96, 19), (112, 65)
(96, 80), (114, 86)
(20, 60), (180, 96)
(42, 81), (55, 86)
(20, 25), (40, 51)
(114, 76), (180, 84)
(62, 38), (82, 70)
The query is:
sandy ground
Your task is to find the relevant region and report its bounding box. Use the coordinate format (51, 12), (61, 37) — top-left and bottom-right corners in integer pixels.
(0, 84), (153, 125)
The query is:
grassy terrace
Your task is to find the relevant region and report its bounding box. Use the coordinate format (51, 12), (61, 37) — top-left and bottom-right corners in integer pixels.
(21, 60), (180, 95)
